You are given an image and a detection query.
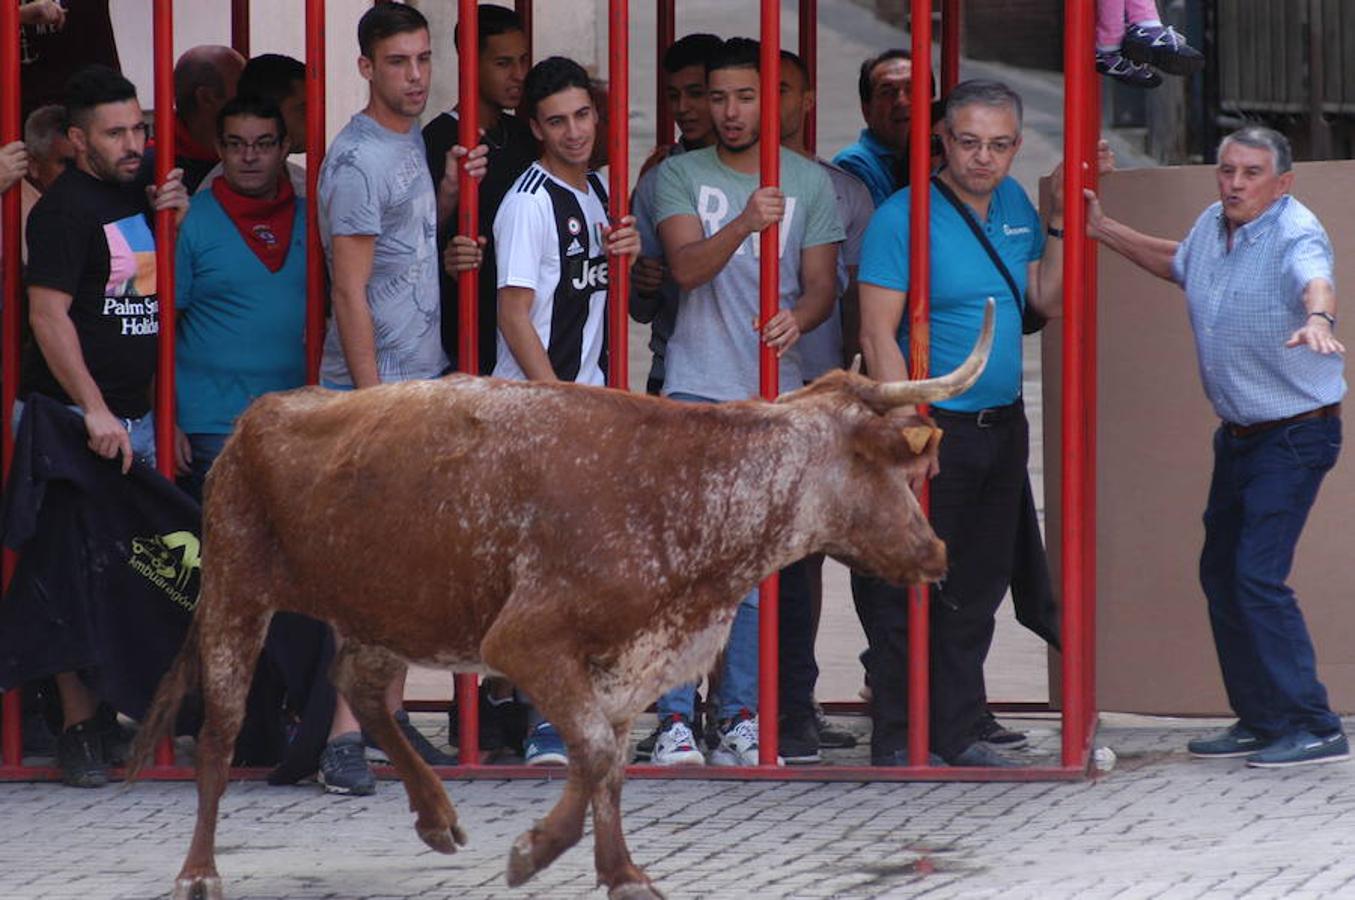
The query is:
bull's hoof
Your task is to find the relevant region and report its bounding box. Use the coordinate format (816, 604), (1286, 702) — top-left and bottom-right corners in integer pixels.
(609, 882), (666, 900)
(417, 824), (464, 855)
(505, 831), (539, 887)
(172, 876), (224, 900)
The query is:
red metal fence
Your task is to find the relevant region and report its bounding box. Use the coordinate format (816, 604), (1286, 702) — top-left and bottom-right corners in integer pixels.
(0, 0), (1100, 783)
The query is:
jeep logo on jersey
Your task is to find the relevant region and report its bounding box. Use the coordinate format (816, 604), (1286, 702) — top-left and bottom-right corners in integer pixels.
(571, 256), (609, 291)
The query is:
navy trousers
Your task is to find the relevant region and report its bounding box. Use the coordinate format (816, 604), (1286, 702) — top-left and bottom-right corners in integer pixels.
(1200, 416), (1342, 739)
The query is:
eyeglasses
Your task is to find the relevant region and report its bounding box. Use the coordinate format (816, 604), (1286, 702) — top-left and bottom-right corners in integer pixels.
(949, 133), (1017, 156)
(221, 136), (282, 155)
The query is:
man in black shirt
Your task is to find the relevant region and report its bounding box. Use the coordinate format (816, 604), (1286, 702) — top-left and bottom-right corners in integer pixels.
(20, 63), (187, 787)
(423, 5), (537, 374)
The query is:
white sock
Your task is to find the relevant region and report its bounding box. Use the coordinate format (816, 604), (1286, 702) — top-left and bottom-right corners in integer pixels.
(1133, 18), (1163, 27)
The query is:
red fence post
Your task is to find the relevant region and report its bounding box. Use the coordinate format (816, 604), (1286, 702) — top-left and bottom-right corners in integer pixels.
(1060, 0), (1093, 769)
(455, 0), (482, 767)
(152, 0), (177, 771)
(905, 0), (934, 769)
(1, 0), (22, 771)
(1082, 71), (1101, 741)
(756, 0), (782, 768)
(941, 0), (960, 94)
(607, 0), (630, 390)
(305, 0), (326, 383)
(799, 0), (817, 156)
(655, 0), (675, 149)
(231, 0), (250, 59)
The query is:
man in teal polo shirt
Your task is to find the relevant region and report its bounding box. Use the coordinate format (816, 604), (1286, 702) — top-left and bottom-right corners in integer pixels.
(174, 94), (307, 500)
(856, 79), (1065, 768)
(832, 49), (937, 207)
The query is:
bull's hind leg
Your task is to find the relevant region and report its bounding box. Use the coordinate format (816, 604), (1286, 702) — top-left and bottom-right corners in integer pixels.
(593, 719), (663, 900)
(174, 601), (273, 900)
(332, 642), (466, 853)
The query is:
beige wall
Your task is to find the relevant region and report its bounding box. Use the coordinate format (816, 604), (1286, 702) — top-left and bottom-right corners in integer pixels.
(1043, 161), (1355, 715)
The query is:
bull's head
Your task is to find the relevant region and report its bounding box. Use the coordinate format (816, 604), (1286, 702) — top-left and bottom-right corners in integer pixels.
(784, 300), (995, 586)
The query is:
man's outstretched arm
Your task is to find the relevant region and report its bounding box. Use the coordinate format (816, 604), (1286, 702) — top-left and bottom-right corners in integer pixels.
(1084, 189), (1180, 283)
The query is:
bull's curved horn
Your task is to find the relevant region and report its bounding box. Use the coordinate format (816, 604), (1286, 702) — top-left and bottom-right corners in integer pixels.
(873, 298), (995, 407)
(848, 353), (863, 375)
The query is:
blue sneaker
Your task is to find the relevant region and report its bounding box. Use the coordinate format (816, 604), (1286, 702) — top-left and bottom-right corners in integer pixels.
(524, 722), (568, 766)
(1187, 723), (1274, 758)
(1246, 731), (1350, 769)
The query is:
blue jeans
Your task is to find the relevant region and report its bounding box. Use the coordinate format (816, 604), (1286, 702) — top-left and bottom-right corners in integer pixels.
(1199, 416), (1342, 739)
(177, 432), (231, 504)
(12, 398), (156, 467)
(656, 392), (760, 722)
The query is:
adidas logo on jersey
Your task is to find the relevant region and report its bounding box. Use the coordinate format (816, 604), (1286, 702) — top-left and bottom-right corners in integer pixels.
(566, 237), (586, 256)
(571, 256), (610, 291)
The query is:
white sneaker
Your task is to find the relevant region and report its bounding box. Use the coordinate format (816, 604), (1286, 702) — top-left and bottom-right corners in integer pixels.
(711, 711), (774, 766)
(651, 715), (706, 766)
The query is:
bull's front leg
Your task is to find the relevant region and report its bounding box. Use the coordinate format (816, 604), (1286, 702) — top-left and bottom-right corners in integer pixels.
(593, 720), (664, 900)
(332, 642), (467, 854)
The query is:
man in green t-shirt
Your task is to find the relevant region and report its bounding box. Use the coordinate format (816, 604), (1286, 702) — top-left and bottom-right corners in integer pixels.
(650, 36), (843, 767)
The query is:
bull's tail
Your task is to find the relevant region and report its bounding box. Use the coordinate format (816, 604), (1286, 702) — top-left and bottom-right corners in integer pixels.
(125, 612), (202, 782)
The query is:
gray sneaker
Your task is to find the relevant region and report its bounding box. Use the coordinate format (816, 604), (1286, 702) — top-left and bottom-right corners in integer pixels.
(1246, 731), (1350, 769)
(1187, 723), (1273, 758)
(948, 742), (1023, 768)
(319, 732), (376, 796)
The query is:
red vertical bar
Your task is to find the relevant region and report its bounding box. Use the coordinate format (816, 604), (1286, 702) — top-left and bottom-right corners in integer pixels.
(305, 0), (326, 383)
(655, 0), (675, 148)
(607, 0), (630, 390)
(799, 0), (817, 156)
(757, 0), (781, 768)
(1, 0), (23, 770)
(905, 0), (934, 769)
(515, 0), (533, 65)
(1060, 0), (1092, 770)
(1082, 73), (1101, 745)
(152, 0), (177, 770)
(455, 0), (482, 767)
(231, 0), (250, 59)
(941, 0), (960, 94)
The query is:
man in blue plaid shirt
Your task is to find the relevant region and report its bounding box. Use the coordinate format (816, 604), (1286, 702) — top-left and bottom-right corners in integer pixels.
(1086, 126), (1347, 769)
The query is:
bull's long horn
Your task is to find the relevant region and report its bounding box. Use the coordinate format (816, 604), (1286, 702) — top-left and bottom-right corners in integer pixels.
(873, 299), (995, 407)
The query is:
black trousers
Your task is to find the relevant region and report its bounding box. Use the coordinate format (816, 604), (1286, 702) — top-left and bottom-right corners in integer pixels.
(852, 404), (1029, 761)
(777, 557), (817, 725)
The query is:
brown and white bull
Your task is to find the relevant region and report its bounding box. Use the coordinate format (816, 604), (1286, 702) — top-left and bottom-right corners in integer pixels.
(128, 306), (993, 900)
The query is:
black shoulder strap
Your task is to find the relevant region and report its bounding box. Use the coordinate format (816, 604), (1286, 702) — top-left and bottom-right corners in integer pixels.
(930, 175), (1023, 313)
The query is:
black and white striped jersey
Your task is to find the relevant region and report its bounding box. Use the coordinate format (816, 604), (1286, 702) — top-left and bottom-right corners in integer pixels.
(491, 162), (611, 385)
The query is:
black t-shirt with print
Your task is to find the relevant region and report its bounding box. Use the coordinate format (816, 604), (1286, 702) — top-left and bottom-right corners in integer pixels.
(22, 167), (160, 420)
(423, 110), (538, 374)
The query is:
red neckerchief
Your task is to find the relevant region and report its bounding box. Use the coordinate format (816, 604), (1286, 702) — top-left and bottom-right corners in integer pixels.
(211, 175), (296, 273)
(174, 117), (219, 163)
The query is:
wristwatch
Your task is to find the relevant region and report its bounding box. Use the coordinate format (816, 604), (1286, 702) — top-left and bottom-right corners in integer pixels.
(1310, 311), (1337, 328)
(1046, 225), (1065, 239)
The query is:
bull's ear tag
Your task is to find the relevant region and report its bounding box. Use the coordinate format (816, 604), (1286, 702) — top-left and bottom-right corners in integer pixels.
(900, 425), (939, 455)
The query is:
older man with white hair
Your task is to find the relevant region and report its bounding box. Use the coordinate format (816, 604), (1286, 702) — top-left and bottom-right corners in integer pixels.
(1086, 126), (1348, 769)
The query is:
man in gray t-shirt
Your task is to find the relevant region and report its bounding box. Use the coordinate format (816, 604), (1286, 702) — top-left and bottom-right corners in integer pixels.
(318, 5), (484, 389)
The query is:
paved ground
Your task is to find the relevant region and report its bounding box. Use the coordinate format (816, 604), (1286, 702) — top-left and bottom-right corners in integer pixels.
(6, 712), (1355, 899)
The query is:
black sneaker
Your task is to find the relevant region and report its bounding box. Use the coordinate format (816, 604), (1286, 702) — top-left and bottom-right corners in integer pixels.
(319, 733), (376, 795)
(21, 710), (57, 758)
(948, 742), (1023, 768)
(633, 725), (658, 762)
(1096, 49), (1162, 89)
(974, 711), (1028, 749)
(1121, 23), (1204, 76)
(93, 703), (134, 766)
(389, 709), (458, 766)
(814, 705), (858, 750)
(57, 720), (108, 788)
(778, 715), (823, 765)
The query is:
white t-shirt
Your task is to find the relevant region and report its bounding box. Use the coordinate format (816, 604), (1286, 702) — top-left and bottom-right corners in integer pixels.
(492, 162), (611, 385)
